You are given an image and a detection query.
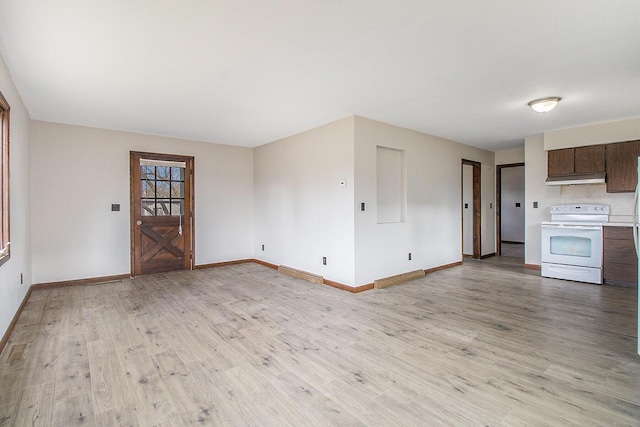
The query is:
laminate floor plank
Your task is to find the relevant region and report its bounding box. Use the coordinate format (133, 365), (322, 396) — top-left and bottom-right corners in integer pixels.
(10, 382), (55, 427)
(0, 371), (23, 426)
(93, 406), (140, 427)
(149, 352), (214, 425)
(22, 329), (61, 387)
(87, 339), (132, 416)
(54, 333), (91, 401)
(117, 347), (183, 426)
(268, 371), (366, 426)
(1, 260), (639, 425)
(52, 392), (94, 427)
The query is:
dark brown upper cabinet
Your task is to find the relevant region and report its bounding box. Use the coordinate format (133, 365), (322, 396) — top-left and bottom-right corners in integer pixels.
(605, 140), (640, 192)
(547, 145), (605, 178)
(548, 148), (575, 176)
(575, 145), (606, 174)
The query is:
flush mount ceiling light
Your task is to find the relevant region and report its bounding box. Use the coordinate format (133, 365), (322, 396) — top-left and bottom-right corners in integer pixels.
(528, 97), (561, 113)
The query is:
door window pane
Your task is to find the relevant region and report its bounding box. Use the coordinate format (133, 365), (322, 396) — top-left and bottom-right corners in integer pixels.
(141, 200), (155, 216)
(156, 200), (171, 215)
(170, 200), (183, 215)
(171, 167), (184, 181)
(156, 166), (170, 180)
(156, 181), (170, 198)
(171, 182), (182, 198)
(141, 165), (155, 180)
(141, 181), (155, 198)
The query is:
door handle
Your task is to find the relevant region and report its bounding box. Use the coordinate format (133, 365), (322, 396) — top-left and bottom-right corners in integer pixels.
(136, 220), (143, 226)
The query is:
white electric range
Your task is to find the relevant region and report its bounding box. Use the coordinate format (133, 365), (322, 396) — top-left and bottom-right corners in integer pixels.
(541, 204), (609, 284)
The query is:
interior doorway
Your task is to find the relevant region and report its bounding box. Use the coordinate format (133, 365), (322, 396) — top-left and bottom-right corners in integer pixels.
(130, 151), (195, 276)
(496, 163), (525, 257)
(462, 159), (481, 259)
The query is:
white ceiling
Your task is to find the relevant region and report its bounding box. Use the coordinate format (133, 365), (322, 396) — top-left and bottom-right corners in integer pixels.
(0, 1), (639, 151)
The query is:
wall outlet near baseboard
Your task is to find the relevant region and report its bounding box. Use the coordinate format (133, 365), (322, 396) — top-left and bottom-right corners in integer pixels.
(261, 244), (264, 251)
(20, 273), (23, 285)
(408, 253), (412, 261)
(322, 257), (327, 265)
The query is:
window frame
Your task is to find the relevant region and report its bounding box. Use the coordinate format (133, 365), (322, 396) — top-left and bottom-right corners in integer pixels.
(0, 90), (9, 267)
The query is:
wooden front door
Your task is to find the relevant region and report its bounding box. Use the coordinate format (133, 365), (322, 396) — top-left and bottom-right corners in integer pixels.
(130, 151), (194, 276)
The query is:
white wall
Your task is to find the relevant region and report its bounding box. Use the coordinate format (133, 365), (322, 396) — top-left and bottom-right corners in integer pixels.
(354, 116), (495, 286)
(501, 166), (525, 243)
(253, 117), (356, 286)
(495, 147), (524, 165)
(524, 135), (560, 266)
(0, 54), (31, 340)
(545, 117), (640, 150)
(31, 121), (253, 283)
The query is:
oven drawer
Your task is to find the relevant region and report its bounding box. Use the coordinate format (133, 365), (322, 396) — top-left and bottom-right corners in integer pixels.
(542, 263), (602, 284)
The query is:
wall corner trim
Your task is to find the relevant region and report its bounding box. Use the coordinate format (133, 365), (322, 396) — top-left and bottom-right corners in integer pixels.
(424, 260), (463, 274)
(32, 274), (131, 290)
(278, 265), (324, 284)
(374, 269), (425, 289)
(324, 279), (373, 293)
(194, 259), (254, 269)
(251, 259), (279, 270)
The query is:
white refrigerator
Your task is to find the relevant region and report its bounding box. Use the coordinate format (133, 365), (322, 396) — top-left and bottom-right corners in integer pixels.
(634, 157), (640, 355)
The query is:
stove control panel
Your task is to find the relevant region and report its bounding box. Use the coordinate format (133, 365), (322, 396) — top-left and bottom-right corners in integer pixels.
(550, 204), (609, 215)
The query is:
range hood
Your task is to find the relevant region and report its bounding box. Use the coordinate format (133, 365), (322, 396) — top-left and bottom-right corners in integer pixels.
(545, 172), (606, 186)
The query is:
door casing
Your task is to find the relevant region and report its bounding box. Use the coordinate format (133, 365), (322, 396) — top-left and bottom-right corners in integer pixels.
(496, 162), (524, 256)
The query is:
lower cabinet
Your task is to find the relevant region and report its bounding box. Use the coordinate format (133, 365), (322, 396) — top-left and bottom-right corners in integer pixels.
(603, 226), (638, 286)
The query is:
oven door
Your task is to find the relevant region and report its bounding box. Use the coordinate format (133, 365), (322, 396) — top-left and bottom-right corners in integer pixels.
(541, 223), (603, 268)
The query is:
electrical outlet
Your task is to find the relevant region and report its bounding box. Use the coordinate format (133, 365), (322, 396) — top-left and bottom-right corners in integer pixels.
(361, 202), (365, 211)
(533, 201), (539, 208)
(261, 244), (264, 251)
(408, 253), (412, 261)
(20, 273), (23, 285)
(322, 257), (327, 265)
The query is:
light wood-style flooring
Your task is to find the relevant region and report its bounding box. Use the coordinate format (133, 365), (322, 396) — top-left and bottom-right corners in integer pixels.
(1, 260), (638, 426)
